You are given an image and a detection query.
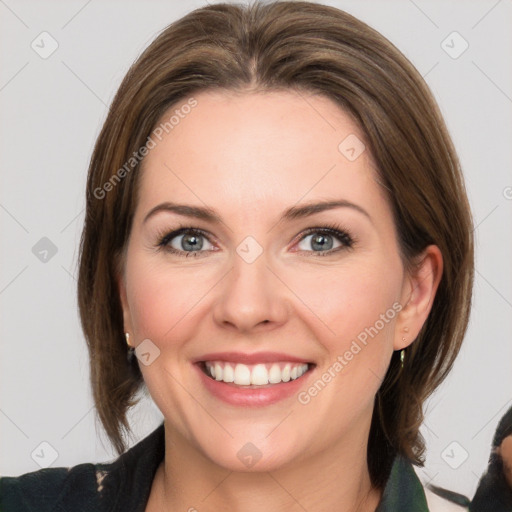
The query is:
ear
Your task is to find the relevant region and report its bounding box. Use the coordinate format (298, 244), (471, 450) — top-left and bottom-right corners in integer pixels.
(394, 245), (443, 351)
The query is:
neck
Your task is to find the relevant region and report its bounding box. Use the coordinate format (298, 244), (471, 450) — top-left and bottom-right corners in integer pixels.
(149, 423), (382, 512)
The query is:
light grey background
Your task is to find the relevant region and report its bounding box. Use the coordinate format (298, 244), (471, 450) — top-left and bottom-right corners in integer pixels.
(1, 0), (511, 499)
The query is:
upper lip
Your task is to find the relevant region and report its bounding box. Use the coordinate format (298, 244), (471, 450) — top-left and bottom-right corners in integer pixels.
(193, 351), (312, 365)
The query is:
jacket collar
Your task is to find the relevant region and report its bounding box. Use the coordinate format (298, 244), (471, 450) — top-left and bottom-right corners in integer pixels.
(375, 454), (429, 511)
(99, 421), (429, 511)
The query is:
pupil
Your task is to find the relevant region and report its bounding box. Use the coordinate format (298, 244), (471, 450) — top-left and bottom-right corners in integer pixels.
(183, 233), (202, 251)
(312, 234), (332, 251)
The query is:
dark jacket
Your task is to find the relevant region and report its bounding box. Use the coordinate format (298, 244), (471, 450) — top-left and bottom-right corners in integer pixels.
(0, 421), (470, 511)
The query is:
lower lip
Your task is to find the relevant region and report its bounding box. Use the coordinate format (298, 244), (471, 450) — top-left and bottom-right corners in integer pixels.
(194, 363), (314, 407)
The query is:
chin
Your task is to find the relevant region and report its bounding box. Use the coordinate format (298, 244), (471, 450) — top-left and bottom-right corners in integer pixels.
(196, 433), (304, 473)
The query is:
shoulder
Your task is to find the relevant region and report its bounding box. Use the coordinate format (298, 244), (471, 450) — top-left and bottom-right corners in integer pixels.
(0, 421), (166, 512)
(379, 455), (471, 511)
(424, 484), (471, 512)
(0, 461), (110, 512)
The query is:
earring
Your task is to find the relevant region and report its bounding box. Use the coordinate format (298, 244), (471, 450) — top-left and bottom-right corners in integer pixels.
(125, 332), (135, 363)
(399, 327), (409, 370)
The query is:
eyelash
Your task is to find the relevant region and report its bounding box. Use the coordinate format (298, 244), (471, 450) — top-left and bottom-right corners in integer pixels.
(155, 222), (356, 258)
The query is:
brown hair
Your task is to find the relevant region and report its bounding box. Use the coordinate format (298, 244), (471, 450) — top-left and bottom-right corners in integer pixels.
(77, 0), (474, 488)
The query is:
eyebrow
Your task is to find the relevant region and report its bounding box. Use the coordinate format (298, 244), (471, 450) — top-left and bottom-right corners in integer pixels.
(143, 199), (372, 225)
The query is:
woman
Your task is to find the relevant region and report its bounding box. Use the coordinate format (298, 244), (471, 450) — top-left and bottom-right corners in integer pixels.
(0, 1), (474, 510)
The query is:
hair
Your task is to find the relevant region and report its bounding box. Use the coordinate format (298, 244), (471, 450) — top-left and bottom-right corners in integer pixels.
(77, 0), (474, 488)
(445, 406), (512, 507)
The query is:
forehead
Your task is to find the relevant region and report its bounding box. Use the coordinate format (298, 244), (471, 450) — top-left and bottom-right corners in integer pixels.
(136, 89), (387, 224)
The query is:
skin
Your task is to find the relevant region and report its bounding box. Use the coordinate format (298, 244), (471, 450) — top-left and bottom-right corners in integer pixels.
(118, 89), (443, 512)
(497, 435), (512, 488)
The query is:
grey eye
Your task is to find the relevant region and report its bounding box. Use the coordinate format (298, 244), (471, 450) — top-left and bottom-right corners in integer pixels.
(297, 232), (342, 252)
(169, 231), (213, 252)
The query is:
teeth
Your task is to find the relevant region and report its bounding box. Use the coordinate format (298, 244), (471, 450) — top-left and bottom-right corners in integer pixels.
(223, 363), (234, 383)
(204, 361), (309, 386)
(214, 362), (223, 381)
(234, 364), (251, 385)
(251, 364), (269, 385)
(268, 364), (281, 384)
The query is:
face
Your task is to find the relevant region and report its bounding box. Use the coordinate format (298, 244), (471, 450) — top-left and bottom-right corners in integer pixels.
(118, 89), (439, 472)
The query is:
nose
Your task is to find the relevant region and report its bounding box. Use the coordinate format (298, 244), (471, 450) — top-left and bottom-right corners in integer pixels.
(211, 248), (290, 334)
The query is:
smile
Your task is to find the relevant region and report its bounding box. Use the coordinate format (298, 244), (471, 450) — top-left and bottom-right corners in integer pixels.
(201, 361), (311, 386)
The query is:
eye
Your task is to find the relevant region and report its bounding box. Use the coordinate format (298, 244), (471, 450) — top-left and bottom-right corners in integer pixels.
(156, 223), (355, 258)
(157, 227), (215, 257)
(295, 225), (354, 256)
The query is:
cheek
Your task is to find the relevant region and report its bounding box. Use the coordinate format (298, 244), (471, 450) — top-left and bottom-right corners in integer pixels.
(283, 258), (402, 366)
(291, 258), (400, 324)
(125, 249), (221, 345)
(125, 254), (191, 342)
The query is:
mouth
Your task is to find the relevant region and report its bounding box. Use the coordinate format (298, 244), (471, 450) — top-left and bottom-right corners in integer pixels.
(197, 360), (315, 388)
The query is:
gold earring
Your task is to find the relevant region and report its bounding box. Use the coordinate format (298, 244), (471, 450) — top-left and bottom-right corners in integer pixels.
(125, 332), (135, 364)
(400, 328), (409, 370)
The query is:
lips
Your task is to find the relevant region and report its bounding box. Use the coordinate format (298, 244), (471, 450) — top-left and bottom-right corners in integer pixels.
(193, 351), (311, 365)
(192, 351), (315, 406)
